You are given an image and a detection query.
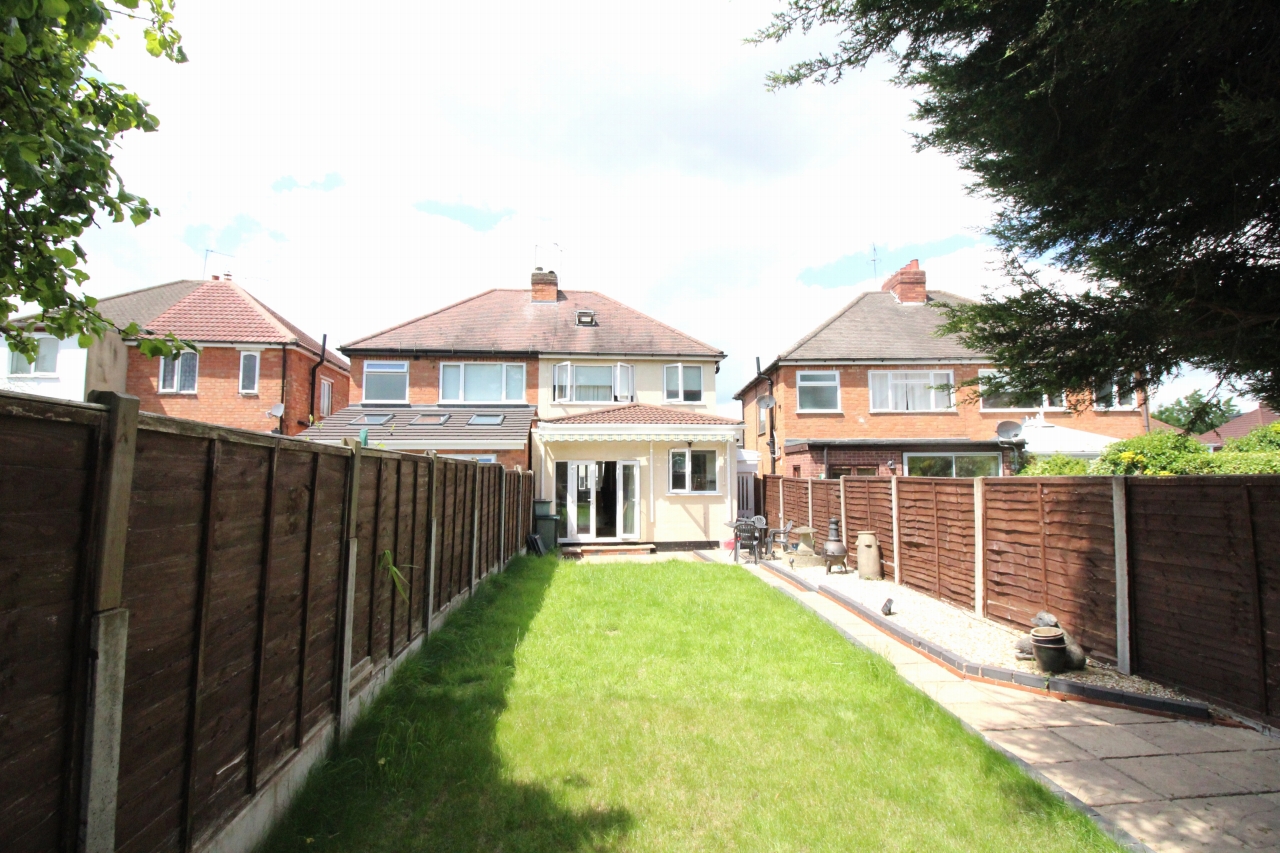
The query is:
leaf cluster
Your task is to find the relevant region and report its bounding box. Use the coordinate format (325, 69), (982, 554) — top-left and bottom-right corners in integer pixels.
(1018, 454), (1089, 477)
(1152, 390), (1241, 434)
(756, 0), (1280, 405)
(1, 0), (189, 363)
(1086, 422), (1280, 475)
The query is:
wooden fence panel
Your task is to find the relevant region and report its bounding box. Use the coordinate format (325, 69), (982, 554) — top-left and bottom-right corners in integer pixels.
(393, 458), (414, 656)
(350, 461), (378, 674)
(1129, 478), (1273, 715)
(896, 478), (974, 608)
(300, 452), (348, 735)
(811, 480), (840, 547)
(839, 477), (894, 572)
(0, 405), (101, 853)
(763, 475), (781, 534)
(1252, 484), (1280, 719)
(410, 459), (429, 638)
(781, 478), (807, 545)
(983, 478), (1117, 659)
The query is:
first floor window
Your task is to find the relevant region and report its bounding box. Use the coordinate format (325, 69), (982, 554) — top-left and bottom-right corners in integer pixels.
(573, 365), (614, 401)
(797, 371), (839, 411)
(440, 362), (526, 403)
(1094, 378), (1137, 409)
(670, 448), (717, 493)
(320, 379), (333, 417)
(8, 337), (58, 375)
(160, 351), (199, 393)
(239, 351), (260, 394)
(552, 361), (633, 402)
(869, 370), (953, 412)
(664, 363), (703, 402)
(979, 369), (1063, 410)
(905, 453), (1001, 478)
(364, 361), (409, 402)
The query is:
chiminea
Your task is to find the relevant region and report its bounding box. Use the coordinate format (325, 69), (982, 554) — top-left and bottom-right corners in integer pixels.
(823, 517), (848, 574)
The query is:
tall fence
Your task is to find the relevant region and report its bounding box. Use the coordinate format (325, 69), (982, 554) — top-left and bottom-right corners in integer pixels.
(762, 471), (1280, 726)
(0, 390), (533, 853)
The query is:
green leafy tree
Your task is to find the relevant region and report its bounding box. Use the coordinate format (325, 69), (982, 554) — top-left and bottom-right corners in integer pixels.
(1018, 454), (1089, 477)
(1, 0), (188, 363)
(1153, 391), (1241, 434)
(1224, 421), (1280, 453)
(754, 1), (1280, 406)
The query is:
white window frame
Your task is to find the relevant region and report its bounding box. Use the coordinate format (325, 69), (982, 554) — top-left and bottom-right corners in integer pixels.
(7, 335), (59, 376)
(1093, 379), (1139, 411)
(978, 369), (1065, 412)
(757, 399), (767, 435)
(238, 350), (260, 395)
(868, 369), (955, 413)
(795, 370), (841, 413)
(668, 448), (719, 495)
(903, 452), (1003, 478)
(362, 360), (409, 403)
(551, 361), (633, 403)
(159, 351), (199, 394)
(319, 378), (333, 417)
(438, 362), (525, 404)
(663, 363), (704, 404)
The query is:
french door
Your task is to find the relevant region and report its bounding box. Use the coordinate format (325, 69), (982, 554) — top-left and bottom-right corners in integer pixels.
(563, 460), (639, 541)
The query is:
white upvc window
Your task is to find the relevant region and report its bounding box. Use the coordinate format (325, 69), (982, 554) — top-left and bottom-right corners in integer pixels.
(320, 378), (333, 417)
(159, 351), (199, 394)
(664, 363), (703, 403)
(1094, 378), (1138, 410)
(363, 360), (409, 403)
(904, 452), (1002, 478)
(239, 351), (260, 394)
(869, 370), (954, 412)
(978, 369), (1065, 411)
(669, 448), (718, 494)
(439, 362), (525, 403)
(796, 370), (840, 412)
(551, 361), (633, 403)
(7, 336), (58, 375)
(757, 399), (767, 435)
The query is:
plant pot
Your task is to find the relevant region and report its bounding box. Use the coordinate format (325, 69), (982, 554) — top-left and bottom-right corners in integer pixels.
(1030, 626), (1069, 673)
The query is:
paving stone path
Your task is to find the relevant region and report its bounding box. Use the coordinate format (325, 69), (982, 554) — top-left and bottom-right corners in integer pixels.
(709, 553), (1280, 852)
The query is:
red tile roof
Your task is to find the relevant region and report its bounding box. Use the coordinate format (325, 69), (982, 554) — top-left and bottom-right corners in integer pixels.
(540, 403), (742, 425)
(1198, 405), (1278, 446)
(96, 279), (348, 367)
(343, 289), (723, 358)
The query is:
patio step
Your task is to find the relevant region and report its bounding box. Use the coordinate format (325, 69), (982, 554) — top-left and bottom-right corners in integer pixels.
(563, 543), (658, 559)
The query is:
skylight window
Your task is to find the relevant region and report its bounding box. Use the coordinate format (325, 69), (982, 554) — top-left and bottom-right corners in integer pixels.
(468, 413), (504, 426)
(412, 414), (449, 425)
(575, 310), (597, 326)
(351, 414), (393, 426)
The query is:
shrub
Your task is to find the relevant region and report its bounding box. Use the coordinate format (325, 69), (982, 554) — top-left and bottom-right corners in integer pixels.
(1087, 431), (1208, 475)
(1193, 451), (1280, 475)
(1019, 454), (1090, 476)
(1223, 422), (1280, 453)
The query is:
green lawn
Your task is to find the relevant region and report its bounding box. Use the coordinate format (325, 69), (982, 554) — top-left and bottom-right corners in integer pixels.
(261, 556), (1120, 852)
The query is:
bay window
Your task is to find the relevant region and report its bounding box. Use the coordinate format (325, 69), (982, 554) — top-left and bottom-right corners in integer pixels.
(796, 371), (840, 412)
(869, 370), (953, 412)
(552, 362), (634, 403)
(664, 363), (703, 402)
(159, 351), (199, 394)
(670, 448), (717, 493)
(363, 361), (409, 403)
(439, 362), (525, 403)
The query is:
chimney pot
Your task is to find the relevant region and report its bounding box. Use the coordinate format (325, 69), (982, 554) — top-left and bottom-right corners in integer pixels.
(531, 268), (559, 303)
(212, 274), (220, 281)
(881, 259), (927, 303)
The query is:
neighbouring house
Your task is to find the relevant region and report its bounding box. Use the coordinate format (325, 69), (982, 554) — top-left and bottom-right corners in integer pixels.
(1198, 405), (1278, 450)
(4, 277), (350, 436)
(313, 268), (742, 548)
(736, 260), (1149, 478)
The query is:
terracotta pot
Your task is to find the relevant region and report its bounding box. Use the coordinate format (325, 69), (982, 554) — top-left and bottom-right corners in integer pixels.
(1030, 626), (1068, 673)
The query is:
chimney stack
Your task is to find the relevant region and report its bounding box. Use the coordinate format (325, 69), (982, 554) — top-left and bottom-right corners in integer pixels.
(882, 259), (927, 303)
(531, 267), (559, 303)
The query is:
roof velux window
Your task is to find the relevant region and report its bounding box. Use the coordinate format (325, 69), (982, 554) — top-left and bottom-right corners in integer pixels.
(575, 310), (597, 326)
(468, 413), (504, 426)
(351, 414), (393, 426)
(411, 413), (449, 425)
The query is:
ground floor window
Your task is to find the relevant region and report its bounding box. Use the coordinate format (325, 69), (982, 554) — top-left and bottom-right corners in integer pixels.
(554, 460), (639, 540)
(904, 453), (1001, 478)
(670, 449), (717, 493)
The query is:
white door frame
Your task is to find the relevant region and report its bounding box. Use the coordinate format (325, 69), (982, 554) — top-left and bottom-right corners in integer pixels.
(563, 459), (641, 543)
(565, 460), (597, 542)
(618, 461), (639, 539)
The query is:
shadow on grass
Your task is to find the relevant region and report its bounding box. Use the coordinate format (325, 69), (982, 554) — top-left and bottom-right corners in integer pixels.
(259, 555), (632, 853)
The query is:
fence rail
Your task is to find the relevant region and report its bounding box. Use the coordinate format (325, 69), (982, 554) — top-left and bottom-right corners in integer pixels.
(0, 390), (532, 853)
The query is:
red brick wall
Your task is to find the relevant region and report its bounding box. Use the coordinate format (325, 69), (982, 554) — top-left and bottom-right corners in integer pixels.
(126, 345), (350, 436)
(347, 355), (538, 405)
(783, 446), (1015, 478)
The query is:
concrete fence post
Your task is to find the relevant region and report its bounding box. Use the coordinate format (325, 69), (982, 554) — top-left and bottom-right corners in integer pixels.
(80, 391), (139, 853)
(973, 477), (985, 617)
(337, 439), (363, 735)
(1113, 476), (1132, 675)
(891, 475), (901, 585)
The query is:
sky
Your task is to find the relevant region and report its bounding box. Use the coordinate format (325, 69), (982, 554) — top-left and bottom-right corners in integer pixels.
(78, 0), (1241, 418)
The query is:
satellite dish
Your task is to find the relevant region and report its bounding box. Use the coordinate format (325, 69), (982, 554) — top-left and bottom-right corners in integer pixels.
(757, 394), (776, 410)
(267, 403), (285, 418)
(995, 420), (1023, 441)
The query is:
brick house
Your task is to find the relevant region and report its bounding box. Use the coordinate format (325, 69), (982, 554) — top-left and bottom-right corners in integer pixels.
(79, 278), (350, 435)
(313, 268), (741, 548)
(1198, 405), (1278, 450)
(735, 261), (1149, 478)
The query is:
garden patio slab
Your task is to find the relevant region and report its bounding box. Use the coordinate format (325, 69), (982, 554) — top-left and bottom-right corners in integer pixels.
(1055, 724), (1170, 759)
(1175, 793), (1280, 849)
(1094, 801), (1236, 852)
(986, 729), (1096, 764)
(1038, 760), (1164, 806)
(1183, 751), (1280, 794)
(1106, 755), (1251, 799)
(1121, 722), (1252, 755)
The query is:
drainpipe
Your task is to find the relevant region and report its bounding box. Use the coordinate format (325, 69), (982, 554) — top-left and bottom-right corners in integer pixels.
(279, 344), (287, 434)
(308, 334), (329, 425)
(822, 445), (829, 479)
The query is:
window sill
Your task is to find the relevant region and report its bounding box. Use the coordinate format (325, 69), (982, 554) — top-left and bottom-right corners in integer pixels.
(666, 491), (721, 497)
(796, 409), (842, 415)
(158, 390), (198, 395)
(980, 407), (1067, 413)
(868, 409), (957, 414)
(240, 392), (259, 397)
(662, 400), (707, 406)
(6, 374), (57, 379)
